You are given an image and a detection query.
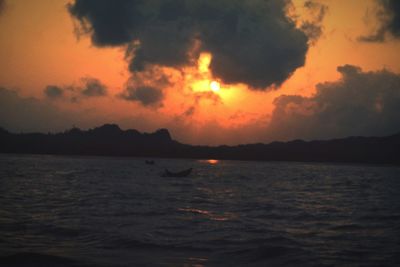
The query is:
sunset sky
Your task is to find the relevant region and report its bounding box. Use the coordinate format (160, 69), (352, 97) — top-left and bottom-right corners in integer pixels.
(1, 0), (400, 145)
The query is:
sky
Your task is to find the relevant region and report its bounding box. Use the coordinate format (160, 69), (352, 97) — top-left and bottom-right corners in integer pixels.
(0, 0), (400, 145)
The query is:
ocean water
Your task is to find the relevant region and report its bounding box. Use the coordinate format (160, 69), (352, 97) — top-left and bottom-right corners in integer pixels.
(0, 154), (400, 267)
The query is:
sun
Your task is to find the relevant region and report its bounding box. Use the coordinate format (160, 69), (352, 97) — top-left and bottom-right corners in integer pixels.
(210, 81), (221, 92)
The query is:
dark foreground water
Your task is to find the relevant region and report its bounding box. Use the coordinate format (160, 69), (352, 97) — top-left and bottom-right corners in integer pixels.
(0, 154), (400, 267)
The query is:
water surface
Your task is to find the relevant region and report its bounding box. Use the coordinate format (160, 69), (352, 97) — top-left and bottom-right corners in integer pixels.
(1, 154), (399, 266)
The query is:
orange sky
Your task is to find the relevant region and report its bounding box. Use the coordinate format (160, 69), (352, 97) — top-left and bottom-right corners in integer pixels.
(0, 0), (400, 145)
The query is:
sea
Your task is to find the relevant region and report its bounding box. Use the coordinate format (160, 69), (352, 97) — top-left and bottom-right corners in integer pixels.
(0, 154), (399, 267)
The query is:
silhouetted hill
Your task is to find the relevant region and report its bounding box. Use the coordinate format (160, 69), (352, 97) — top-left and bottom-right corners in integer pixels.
(1, 124), (399, 164)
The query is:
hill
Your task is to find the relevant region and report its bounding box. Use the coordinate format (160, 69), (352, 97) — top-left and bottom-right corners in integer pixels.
(1, 124), (399, 164)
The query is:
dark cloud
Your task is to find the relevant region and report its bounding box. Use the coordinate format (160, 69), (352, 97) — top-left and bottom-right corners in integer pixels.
(44, 85), (64, 99)
(359, 0), (400, 42)
(300, 1), (328, 43)
(80, 77), (107, 97)
(117, 65), (170, 107)
(42, 77), (107, 102)
(125, 66), (172, 89)
(119, 86), (164, 107)
(267, 65), (400, 141)
(68, 0), (312, 89)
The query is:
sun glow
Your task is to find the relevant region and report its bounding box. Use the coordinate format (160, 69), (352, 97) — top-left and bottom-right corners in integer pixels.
(166, 50), (266, 130)
(210, 81), (220, 92)
(207, 159), (219, 164)
(198, 53), (212, 73)
(190, 52), (224, 95)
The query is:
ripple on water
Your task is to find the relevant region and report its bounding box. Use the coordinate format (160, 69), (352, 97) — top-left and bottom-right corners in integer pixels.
(0, 155), (399, 266)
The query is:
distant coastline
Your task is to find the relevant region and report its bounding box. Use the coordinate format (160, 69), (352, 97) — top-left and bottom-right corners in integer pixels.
(1, 124), (399, 165)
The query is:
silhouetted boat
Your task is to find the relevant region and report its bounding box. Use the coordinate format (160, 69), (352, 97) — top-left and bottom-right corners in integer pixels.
(145, 160), (155, 165)
(162, 168), (192, 177)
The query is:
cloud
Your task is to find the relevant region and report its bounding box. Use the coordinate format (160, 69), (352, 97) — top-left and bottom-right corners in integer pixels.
(0, 87), (76, 132)
(118, 65), (171, 107)
(267, 65), (400, 141)
(359, 0), (400, 42)
(0, 86), (267, 145)
(68, 0), (313, 89)
(299, 0), (328, 43)
(0, 87), (124, 134)
(119, 86), (164, 107)
(80, 77), (107, 97)
(5, 63), (400, 145)
(42, 77), (107, 102)
(180, 91), (222, 117)
(44, 85), (64, 99)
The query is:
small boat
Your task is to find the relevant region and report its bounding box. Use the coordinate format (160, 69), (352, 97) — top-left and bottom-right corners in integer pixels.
(162, 168), (192, 177)
(145, 160), (155, 165)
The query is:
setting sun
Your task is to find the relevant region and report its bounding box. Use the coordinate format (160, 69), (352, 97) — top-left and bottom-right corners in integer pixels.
(210, 81), (220, 92)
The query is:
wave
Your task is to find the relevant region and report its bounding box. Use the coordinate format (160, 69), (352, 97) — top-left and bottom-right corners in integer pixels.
(91, 233), (212, 252)
(0, 252), (93, 267)
(329, 223), (364, 231)
(220, 244), (311, 266)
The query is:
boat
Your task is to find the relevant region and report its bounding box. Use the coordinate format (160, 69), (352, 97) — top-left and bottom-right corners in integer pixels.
(162, 168), (192, 177)
(145, 160), (155, 165)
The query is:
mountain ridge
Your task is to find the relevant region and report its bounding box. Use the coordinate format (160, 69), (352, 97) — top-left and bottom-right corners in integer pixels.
(0, 124), (399, 164)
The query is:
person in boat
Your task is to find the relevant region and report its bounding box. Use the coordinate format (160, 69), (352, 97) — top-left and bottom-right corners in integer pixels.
(162, 168), (192, 177)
